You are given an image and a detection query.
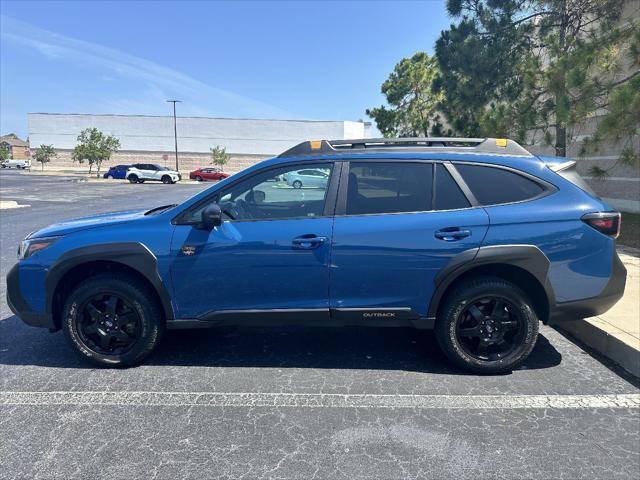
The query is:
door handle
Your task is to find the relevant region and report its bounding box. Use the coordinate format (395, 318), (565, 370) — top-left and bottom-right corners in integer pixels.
(435, 228), (471, 241)
(292, 234), (327, 249)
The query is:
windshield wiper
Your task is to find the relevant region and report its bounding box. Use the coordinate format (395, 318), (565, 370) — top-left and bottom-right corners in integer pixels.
(145, 204), (177, 216)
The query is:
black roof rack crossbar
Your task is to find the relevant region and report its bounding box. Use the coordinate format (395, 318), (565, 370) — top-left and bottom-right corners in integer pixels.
(278, 137), (532, 158)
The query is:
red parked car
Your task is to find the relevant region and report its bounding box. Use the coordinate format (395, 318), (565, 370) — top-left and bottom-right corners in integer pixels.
(189, 167), (230, 182)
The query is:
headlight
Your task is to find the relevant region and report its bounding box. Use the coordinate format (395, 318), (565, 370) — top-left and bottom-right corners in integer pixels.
(18, 236), (61, 260)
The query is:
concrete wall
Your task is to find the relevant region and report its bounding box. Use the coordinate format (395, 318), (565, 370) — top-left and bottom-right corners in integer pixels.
(529, 114), (640, 214)
(28, 113), (371, 156)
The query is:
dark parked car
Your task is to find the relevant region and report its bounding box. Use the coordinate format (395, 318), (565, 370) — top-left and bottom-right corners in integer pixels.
(7, 137), (625, 373)
(190, 167), (230, 182)
(103, 165), (131, 179)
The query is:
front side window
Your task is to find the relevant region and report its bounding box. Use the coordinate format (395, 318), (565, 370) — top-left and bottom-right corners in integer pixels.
(346, 162), (432, 215)
(455, 164), (545, 206)
(187, 163), (333, 222)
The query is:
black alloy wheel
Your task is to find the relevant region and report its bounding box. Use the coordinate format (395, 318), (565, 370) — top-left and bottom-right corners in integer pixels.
(62, 274), (164, 367)
(455, 296), (524, 361)
(435, 277), (539, 374)
(76, 293), (141, 355)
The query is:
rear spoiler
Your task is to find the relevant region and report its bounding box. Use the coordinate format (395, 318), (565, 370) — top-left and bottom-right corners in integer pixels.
(548, 160), (576, 172)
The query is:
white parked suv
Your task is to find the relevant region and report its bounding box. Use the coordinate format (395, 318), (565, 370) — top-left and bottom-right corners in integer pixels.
(1, 158), (31, 169)
(125, 163), (181, 184)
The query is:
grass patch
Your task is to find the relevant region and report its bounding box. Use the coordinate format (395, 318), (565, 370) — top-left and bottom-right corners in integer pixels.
(619, 212), (640, 250)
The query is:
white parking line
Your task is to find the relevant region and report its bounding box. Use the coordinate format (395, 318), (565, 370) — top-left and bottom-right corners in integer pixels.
(1, 391), (639, 409)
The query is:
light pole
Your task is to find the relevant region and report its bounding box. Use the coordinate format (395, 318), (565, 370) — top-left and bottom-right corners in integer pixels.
(166, 100), (181, 172)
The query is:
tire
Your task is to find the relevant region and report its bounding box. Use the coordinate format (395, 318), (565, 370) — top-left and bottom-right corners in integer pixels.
(139, 180), (145, 183)
(62, 274), (165, 367)
(161, 175), (172, 184)
(292, 180), (302, 189)
(195, 176), (203, 182)
(128, 174), (138, 184)
(434, 276), (539, 374)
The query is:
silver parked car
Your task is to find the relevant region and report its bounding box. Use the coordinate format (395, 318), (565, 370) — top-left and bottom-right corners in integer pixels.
(285, 168), (330, 189)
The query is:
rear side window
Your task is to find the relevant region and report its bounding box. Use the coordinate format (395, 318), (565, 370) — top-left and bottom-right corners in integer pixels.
(434, 164), (470, 210)
(455, 164), (544, 205)
(347, 162), (432, 215)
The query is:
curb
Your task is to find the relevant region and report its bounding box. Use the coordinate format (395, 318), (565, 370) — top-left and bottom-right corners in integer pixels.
(556, 320), (640, 378)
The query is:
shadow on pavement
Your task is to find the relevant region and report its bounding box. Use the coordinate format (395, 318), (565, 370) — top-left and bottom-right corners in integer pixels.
(0, 314), (562, 374)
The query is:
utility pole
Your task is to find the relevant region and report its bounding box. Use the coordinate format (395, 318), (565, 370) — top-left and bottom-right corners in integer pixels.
(166, 100), (181, 171)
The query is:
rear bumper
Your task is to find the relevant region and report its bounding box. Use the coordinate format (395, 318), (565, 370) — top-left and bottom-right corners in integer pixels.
(6, 263), (55, 329)
(548, 249), (627, 324)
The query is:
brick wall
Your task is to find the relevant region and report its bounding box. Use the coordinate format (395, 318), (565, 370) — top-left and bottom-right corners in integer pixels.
(49, 150), (271, 175)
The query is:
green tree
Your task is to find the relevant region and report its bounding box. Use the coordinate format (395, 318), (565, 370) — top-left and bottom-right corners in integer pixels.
(435, 0), (638, 162)
(33, 144), (57, 171)
(0, 147), (9, 162)
(366, 52), (445, 137)
(210, 145), (230, 168)
(72, 128), (121, 176)
(581, 30), (640, 177)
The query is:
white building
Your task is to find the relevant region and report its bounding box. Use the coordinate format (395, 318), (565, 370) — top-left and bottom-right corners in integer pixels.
(28, 113), (372, 172)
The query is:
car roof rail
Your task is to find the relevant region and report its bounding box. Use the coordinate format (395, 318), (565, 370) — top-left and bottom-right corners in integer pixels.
(278, 137), (533, 158)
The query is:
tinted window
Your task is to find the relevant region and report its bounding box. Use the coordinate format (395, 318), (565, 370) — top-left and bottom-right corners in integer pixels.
(434, 164), (470, 210)
(188, 163), (333, 222)
(455, 164), (544, 205)
(347, 162), (432, 215)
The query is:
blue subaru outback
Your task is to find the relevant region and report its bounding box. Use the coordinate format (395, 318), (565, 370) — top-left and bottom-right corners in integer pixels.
(7, 138), (626, 373)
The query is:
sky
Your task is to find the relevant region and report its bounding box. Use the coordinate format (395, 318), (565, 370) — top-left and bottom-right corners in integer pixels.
(0, 0), (452, 138)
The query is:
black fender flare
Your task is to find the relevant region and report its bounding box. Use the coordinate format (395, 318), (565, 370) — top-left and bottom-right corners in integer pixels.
(426, 244), (555, 320)
(45, 242), (175, 322)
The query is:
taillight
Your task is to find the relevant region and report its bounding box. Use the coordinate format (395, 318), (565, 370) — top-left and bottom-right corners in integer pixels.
(581, 212), (621, 238)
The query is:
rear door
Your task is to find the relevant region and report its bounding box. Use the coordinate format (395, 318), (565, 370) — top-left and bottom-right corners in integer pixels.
(330, 161), (489, 319)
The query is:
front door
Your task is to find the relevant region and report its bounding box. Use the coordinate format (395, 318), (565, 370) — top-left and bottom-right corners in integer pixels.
(330, 161), (489, 319)
(170, 162), (337, 319)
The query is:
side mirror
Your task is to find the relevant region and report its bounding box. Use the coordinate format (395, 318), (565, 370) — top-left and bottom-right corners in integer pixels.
(201, 203), (222, 228)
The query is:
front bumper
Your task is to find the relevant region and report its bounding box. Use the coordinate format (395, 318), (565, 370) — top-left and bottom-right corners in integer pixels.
(6, 263), (55, 329)
(548, 249), (627, 324)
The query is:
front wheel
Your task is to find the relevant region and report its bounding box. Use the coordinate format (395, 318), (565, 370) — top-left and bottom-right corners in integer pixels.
(107, 175), (114, 180)
(435, 277), (539, 374)
(195, 176), (203, 182)
(161, 175), (172, 184)
(292, 180), (302, 189)
(62, 274), (164, 367)
(128, 174), (138, 184)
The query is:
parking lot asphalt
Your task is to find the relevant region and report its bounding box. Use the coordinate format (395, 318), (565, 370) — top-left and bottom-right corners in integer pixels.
(0, 169), (639, 479)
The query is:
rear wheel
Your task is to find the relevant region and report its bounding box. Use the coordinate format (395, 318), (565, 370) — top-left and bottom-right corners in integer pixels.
(62, 274), (164, 367)
(128, 174), (138, 184)
(435, 277), (539, 374)
(292, 180), (302, 189)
